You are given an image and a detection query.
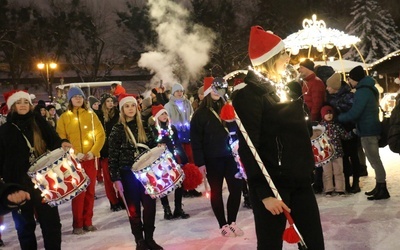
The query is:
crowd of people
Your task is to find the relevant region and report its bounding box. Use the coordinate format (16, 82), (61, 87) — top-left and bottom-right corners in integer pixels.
(0, 24), (397, 250)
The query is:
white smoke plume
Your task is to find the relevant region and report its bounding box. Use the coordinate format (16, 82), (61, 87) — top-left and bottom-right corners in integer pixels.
(138, 0), (216, 90)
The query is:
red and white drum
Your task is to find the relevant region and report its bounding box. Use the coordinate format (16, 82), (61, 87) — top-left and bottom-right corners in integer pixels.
(132, 146), (185, 199)
(27, 148), (90, 207)
(311, 125), (335, 167)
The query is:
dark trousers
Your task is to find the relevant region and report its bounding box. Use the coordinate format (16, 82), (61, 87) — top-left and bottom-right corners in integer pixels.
(160, 186), (183, 210)
(342, 136), (361, 183)
(251, 185), (324, 250)
(205, 156), (242, 228)
(12, 187), (61, 250)
(120, 168), (156, 236)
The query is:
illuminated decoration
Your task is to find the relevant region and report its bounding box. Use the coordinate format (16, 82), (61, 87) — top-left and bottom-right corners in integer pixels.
(284, 14), (360, 56)
(368, 49), (400, 69)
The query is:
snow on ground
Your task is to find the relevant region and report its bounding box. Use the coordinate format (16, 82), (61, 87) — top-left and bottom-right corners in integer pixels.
(1, 146), (400, 250)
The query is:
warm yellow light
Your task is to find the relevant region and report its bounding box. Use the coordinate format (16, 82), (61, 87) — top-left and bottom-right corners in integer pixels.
(37, 63), (45, 69)
(50, 63), (57, 69)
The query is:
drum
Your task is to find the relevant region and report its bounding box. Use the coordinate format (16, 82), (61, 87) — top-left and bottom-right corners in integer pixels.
(132, 146), (185, 199)
(311, 125), (335, 166)
(27, 148), (90, 207)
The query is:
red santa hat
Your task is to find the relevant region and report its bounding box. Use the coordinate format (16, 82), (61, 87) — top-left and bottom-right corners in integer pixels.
(118, 93), (137, 111)
(152, 104), (169, 121)
(203, 76), (215, 96)
(248, 26), (285, 66)
(5, 90), (33, 109)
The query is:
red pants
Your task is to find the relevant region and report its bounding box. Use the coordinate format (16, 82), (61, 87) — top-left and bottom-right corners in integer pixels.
(72, 159), (96, 228)
(99, 158), (119, 205)
(182, 142), (194, 164)
(96, 158), (103, 182)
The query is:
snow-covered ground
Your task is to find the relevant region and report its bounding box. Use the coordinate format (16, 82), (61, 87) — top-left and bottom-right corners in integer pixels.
(1, 146), (400, 250)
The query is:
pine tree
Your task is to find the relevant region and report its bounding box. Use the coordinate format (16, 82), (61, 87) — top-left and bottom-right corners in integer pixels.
(344, 0), (400, 63)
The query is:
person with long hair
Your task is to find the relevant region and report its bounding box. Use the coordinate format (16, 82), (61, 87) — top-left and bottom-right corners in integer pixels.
(108, 94), (162, 250)
(97, 93), (124, 211)
(232, 26), (324, 249)
(0, 90), (71, 249)
(190, 77), (243, 237)
(57, 87), (105, 235)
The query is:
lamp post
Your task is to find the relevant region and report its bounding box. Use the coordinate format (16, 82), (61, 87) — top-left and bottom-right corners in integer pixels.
(37, 62), (57, 102)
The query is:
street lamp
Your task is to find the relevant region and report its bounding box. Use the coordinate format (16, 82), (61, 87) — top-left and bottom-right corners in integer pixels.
(37, 62), (57, 102)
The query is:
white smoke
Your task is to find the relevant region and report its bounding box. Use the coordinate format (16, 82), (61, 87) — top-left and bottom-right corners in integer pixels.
(138, 0), (216, 90)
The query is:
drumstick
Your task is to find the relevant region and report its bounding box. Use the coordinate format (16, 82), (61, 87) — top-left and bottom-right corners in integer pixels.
(114, 185), (131, 217)
(203, 175), (210, 199)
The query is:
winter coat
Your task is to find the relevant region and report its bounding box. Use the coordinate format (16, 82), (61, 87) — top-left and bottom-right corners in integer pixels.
(327, 83), (354, 114)
(232, 70), (315, 200)
(97, 107), (120, 158)
(302, 73), (326, 122)
(164, 96), (193, 143)
(388, 100), (400, 153)
(319, 120), (352, 159)
(57, 107), (105, 157)
(0, 111), (63, 186)
(338, 76), (381, 137)
(190, 101), (234, 167)
(108, 120), (157, 182)
(151, 122), (188, 165)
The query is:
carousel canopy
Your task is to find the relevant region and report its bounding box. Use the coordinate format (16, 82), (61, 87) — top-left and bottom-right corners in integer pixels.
(284, 14), (360, 55)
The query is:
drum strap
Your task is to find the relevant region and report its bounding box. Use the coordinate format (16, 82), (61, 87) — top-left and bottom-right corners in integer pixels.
(12, 123), (36, 164)
(126, 126), (150, 154)
(209, 108), (229, 134)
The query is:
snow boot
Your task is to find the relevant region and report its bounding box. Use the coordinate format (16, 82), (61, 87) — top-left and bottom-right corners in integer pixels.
(367, 182), (390, 200)
(144, 226), (163, 250)
(163, 205), (173, 220)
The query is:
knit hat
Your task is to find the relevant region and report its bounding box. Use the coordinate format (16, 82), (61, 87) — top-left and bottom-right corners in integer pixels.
(100, 93), (114, 106)
(152, 104), (169, 121)
(203, 77), (215, 96)
(46, 104), (56, 111)
(171, 83), (184, 95)
(349, 66), (365, 82)
(321, 105), (334, 120)
(118, 93), (137, 111)
(248, 26), (285, 66)
(67, 87), (85, 101)
(5, 90), (33, 109)
(326, 73), (342, 90)
(300, 59), (315, 71)
(88, 96), (100, 108)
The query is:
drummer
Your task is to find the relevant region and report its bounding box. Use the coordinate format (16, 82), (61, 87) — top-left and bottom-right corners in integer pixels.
(0, 90), (71, 250)
(108, 93), (163, 250)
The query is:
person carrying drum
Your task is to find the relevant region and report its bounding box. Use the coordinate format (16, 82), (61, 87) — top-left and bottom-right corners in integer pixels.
(149, 104), (190, 220)
(108, 93), (163, 250)
(57, 87), (105, 235)
(0, 90), (71, 250)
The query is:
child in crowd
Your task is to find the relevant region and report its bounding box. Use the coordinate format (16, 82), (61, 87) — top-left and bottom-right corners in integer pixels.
(150, 104), (190, 220)
(319, 105), (352, 196)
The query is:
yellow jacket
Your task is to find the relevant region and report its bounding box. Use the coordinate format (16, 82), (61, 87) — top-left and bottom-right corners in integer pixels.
(57, 107), (105, 157)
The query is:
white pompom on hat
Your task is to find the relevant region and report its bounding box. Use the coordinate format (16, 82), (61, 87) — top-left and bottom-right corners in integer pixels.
(118, 93), (137, 111)
(248, 26), (285, 66)
(5, 90), (33, 109)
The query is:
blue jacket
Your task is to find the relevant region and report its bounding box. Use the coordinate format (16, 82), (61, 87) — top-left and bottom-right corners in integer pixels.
(338, 76), (381, 137)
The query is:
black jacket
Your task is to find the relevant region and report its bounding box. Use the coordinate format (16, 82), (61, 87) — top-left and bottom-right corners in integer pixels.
(232, 70), (315, 201)
(190, 102), (234, 167)
(97, 107), (120, 158)
(0, 111), (62, 187)
(108, 120), (157, 182)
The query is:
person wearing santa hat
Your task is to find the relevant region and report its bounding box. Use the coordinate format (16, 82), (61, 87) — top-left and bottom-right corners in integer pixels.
(57, 87), (106, 235)
(232, 26), (324, 249)
(0, 90), (72, 249)
(108, 94), (162, 250)
(150, 104), (193, 220)
(191, 77), (243, 238)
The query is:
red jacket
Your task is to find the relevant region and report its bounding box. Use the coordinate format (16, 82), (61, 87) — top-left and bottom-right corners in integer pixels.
(302, 73), (326, 122)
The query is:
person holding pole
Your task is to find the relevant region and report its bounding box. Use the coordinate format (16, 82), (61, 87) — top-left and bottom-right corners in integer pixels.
(231, 26), (324, 249)
(108, 94), (162, 250)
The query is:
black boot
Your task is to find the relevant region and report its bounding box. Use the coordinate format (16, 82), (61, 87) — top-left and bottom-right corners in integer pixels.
(345, 176), (352, 193)
(163, 205), (173, 220)
(144, 226), (163, 250)
(133, 225), (148, 250)
(351, 178), (361, 193)
(365, 182), (378, 196)
(367, 182), (390, 200)
(173, 208), (190, 219)
(136, 239), (149, 250)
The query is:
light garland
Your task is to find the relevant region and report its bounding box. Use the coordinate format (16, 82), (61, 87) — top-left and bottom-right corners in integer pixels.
(283, 14), (360, 55)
